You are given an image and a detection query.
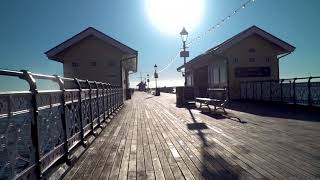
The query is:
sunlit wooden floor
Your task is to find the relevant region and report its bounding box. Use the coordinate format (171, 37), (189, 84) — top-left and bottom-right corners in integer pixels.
(63, 92), (320, 180)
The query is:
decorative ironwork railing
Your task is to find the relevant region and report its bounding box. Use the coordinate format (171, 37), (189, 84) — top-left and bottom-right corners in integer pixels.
(240, 76), (320, 106)
(0, 69), (123, 179)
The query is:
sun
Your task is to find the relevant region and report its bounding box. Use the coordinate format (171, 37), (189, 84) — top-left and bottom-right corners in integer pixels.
(145, 0), (204, 35)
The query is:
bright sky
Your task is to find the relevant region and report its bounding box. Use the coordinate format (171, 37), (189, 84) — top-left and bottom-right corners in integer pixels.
(0, 0), (319, 90)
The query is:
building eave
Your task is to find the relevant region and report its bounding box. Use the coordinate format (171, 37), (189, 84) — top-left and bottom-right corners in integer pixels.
(45, 27), (138, 62)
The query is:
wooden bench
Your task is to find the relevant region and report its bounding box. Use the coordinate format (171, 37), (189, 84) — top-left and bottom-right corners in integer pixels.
(195, 88), (229, 114)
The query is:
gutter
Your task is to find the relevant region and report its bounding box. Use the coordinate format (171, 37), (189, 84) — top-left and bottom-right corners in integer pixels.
(278, 52), (291, 60)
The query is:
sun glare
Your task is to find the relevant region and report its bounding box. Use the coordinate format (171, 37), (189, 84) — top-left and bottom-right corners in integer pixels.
(145, 0), (204, 35)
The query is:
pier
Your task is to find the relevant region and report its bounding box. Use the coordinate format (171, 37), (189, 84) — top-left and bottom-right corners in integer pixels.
(63, 92), (320, 179)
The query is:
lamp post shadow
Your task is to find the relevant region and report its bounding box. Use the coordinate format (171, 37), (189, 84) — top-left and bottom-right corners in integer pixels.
(186, 108), (243, 179)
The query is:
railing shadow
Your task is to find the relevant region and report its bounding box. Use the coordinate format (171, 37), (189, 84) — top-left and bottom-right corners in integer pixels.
(227, 101), (320, 122)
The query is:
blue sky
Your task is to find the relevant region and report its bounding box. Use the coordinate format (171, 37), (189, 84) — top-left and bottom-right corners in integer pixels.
(0, 0), (319, 90)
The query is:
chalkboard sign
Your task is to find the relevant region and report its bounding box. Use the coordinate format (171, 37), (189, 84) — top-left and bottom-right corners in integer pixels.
(235, 67), (271, 77)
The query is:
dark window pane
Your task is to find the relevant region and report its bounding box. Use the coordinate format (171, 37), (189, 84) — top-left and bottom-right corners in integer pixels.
(248, 48), (256, 53)
(72, 62), (79, 67)
(91, 62), (97, 66)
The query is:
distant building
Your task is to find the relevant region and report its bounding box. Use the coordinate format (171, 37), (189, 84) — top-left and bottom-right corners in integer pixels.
(177, 26), (295, 99)
(137, 81), (146, 91)
(45, 27), (138, 99)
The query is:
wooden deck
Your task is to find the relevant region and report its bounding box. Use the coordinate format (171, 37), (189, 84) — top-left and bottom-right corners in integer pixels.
(63, 92), (320, 180)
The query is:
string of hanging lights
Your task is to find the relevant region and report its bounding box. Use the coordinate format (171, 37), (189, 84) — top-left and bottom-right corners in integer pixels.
(157, 0), (256, 73)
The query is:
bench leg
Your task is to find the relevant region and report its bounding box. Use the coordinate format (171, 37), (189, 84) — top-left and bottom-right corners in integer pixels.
(199, 102), (204, 113)
(222, 107), (227, 114)
(207, 104), (211, 113)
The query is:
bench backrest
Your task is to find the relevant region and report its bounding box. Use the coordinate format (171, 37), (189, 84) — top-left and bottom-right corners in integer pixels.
(208, 88), (228, 102)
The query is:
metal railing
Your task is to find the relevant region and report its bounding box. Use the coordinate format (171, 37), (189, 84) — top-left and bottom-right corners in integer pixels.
(0, 69), (123, 179)
(240, 76), (320, 106)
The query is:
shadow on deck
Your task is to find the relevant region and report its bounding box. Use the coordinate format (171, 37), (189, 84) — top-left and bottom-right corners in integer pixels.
(226, 101), (320, 122)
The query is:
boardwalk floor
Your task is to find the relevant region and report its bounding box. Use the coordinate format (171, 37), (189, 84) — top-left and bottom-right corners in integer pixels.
(63, 92), (320, 180)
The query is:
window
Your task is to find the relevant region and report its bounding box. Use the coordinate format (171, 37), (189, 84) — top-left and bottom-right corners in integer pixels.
(90, 62), (97, 66)
(209, 63), (227, 88)
(248, 48), (256, 53)
(249, 58), (255, 62)
(72, 62), (79, 67)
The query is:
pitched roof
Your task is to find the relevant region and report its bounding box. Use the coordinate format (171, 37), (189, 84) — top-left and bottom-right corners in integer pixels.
(177, 25), (296, 71)
(207, 25), (295, 54)
(45, 27), (138, 61)
(137, 81), (146, 86)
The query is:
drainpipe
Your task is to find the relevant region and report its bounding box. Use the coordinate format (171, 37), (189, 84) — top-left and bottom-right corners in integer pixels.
(277, 52), (291, 80)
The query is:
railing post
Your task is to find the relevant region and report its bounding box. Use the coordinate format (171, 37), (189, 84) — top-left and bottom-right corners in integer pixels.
(240, 82), (242, 100)
(308, 77), (312, 106)
(280, 79), (284, 103)
(260, 81), (263, 101)
(107, 83), (110, 116)
(74, 78), (86, 146)
(114, 85), (117, 109)
(111, 85), (115, 112)
(121, 87), (124, 105)
(293, 78), (297, 105)
(21, 70), (42, 179)
(250, 82), (253, 100)
(114, 86), (118, 111)
(94, 81), (101, 128)
(117, 86), (120, 108)
(114, 85), (117, 111)
(101, 83), (106, 122)
(270, 80), (272, 101)
(105, 83), (108, 117)
(116, 86), (118, 108)
(245, 81), (248, 100)
(54, 75), (71, 164)
(86, 80), (95, 135)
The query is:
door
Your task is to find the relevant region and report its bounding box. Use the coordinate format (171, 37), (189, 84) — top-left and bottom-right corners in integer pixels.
(193, 66), (209, 97)
(208, 61), (227, 88)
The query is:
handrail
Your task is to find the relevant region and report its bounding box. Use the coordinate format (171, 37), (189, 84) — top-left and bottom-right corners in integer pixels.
(0, 69), (124, 179)
(240, 77), (320, 107)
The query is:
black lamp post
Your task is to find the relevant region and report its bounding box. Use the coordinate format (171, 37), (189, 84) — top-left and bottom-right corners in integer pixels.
(154, 64), (160, 96)
(180, 27), (189, 87)
(147, 74), (150, 91)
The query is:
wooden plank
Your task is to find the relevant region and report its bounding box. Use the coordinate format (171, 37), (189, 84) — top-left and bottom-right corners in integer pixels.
(153, 93), (320, 179)
(64, 110), (126, 180)
(96, 105), (133, 180)
(63, 92), (320, 180)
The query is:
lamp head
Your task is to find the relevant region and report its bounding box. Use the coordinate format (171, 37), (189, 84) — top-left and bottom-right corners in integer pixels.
(180, 27), (188, 42)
